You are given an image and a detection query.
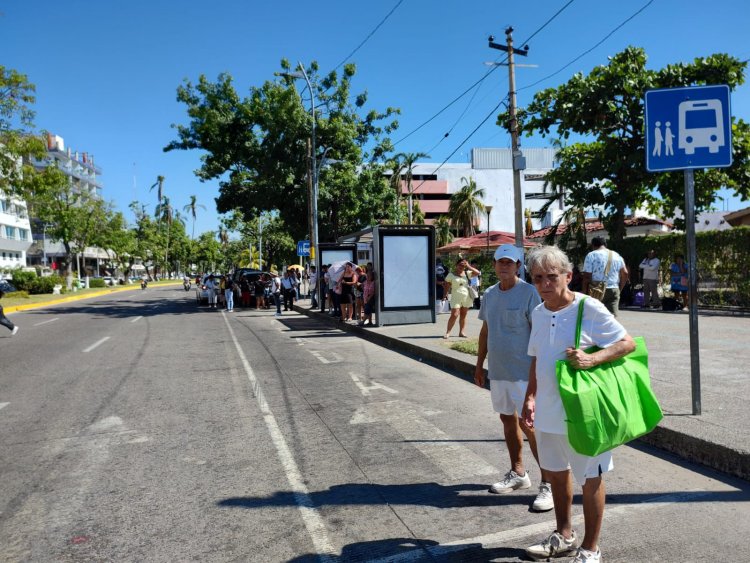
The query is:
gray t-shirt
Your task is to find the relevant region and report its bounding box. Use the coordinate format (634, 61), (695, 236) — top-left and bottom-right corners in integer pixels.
(478, 278), (541, 381)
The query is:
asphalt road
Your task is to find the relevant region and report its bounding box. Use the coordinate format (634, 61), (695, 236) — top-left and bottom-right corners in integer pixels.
(1, 286), (748, 562)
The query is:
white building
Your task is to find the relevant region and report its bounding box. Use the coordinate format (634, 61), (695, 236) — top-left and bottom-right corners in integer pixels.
(400, 147), (562, 233)
(0, 192), (32, 270)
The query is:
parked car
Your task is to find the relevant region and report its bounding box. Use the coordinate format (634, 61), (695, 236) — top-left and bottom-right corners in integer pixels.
(0, 280), (17, 294)
(232, 269), (265, 307)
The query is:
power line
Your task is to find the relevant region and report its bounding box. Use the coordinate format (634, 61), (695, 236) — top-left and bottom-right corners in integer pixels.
(517, 0), (654, 93)
(393, 1), (576, 149)
(330, 0), (405, 73)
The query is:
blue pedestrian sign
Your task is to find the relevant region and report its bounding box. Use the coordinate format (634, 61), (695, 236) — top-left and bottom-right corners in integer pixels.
(645, 85), (732, 172)
(297, 240), (310, 257)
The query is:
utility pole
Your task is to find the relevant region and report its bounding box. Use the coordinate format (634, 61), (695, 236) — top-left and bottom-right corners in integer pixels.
(489, 27), (529, 253)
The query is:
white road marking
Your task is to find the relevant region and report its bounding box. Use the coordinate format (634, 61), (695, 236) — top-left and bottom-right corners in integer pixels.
(130, 316), (143, 323)
(82, 336), (110, 353)
(349, 400), (497, 479)
(221, 312), (336, 559)
(309, 350), (343, 364)
(349, 372), (398, 396)
(33, 318), (59, 327)
(367, 490), (713, 562)
(0, 402), (8, 411)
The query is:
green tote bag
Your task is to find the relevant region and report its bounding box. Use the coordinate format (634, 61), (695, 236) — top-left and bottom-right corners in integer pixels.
(556, 298), (663, 456)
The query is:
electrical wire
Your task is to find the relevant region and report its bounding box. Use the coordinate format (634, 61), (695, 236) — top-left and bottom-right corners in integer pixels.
(330, 0), (405, 73)
(517, 0), (654, 93)
(392, 0), (576, 149)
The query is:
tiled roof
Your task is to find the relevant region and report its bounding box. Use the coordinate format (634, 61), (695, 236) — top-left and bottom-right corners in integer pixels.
(527, 217), (674, 239)
(438, 231), (534, 252)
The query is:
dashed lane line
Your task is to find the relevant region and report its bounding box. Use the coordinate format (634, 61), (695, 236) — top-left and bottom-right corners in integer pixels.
(33, 318), (59, 327)
(130, 316), (143, 323)
(0, 403), (8, 411)
(82, 337), (110, 353)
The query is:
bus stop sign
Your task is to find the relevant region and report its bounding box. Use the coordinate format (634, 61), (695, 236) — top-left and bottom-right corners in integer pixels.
(645, 85), (732, 172)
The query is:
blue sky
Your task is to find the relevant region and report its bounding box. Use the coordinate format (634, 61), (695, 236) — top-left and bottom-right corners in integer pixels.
(4, 0), (750, 236)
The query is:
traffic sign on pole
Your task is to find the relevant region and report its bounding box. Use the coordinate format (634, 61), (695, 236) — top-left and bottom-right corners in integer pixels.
(297, 240), (310, 257)
(645, 85), (732, 172)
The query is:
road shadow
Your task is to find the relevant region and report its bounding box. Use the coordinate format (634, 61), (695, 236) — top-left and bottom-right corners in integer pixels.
(287, 537), (526, 562)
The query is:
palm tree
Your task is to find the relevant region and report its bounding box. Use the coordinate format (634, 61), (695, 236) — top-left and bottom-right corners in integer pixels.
(394, 151), (429, 224)
(449, 176), (486, 237)
(385, 156), (407, 223)
(150, 175), (165, 222)
(183, 195), (206, 240)
(434, 215), (454, 248)
(155, 196), (183, 275)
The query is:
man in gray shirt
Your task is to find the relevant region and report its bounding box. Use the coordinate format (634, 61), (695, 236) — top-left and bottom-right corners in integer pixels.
(474, 244), (552, 512)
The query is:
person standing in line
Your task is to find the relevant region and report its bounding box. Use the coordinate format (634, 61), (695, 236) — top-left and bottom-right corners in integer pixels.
(205, 274), (217, 309)
(309, 266), (318, 309)
(338, 262), (357, 322)
(270, 272), (282, 316)
(224, 274), (235, 312)
(522, 245), (635, 563)
(581, 237), (629, 317)
(442, 257), (480, 339)
(359, 269), (377, 327)
(638, 249), (661, 309)
(281, 270), (295, 311)
(474, 245), (552, 512)
(0, 289), (19, 336)
(469, 260), (481, 309)
(670, 253), (689, 311)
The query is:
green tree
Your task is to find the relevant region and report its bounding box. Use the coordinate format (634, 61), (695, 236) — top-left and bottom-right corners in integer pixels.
(183, 194), (206, 239)
(393, 151), (429, 224)
(0, 65), (47, 197)
(449, 176), (486, 237)
(503, 46), (749, 243)
(165, 61), (399, 243)
(434, 215), (454, 248)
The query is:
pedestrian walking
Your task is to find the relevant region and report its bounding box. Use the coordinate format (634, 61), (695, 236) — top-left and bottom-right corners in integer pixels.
(0, 289), (19, 336)
(205, 275), (217, 309)
(581, 237), (628, 316)
(309, 266), (318, 309)
(522, 245), (636, 563)
(270, 272), (282, 316)
(474, 244), (552, 512)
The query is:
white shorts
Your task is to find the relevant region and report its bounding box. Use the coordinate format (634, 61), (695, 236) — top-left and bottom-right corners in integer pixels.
(490, 380), (528, 416)
(537, 431), (614, 486)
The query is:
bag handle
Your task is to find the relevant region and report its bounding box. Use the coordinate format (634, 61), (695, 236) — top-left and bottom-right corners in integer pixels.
(574, 297), (587, 350)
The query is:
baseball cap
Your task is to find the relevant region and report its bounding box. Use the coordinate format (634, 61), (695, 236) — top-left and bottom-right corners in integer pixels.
(493, 244), (524, 263)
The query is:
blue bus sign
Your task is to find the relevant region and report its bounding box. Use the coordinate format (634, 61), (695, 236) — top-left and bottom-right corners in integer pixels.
(645, 85), (732, 172)
(297, 240), (310, 257)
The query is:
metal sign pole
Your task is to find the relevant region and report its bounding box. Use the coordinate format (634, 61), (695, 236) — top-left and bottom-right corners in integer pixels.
(684, 168), (701, 415)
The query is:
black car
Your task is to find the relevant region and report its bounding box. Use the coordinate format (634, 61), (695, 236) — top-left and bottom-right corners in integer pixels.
(0, 280), (17, 294)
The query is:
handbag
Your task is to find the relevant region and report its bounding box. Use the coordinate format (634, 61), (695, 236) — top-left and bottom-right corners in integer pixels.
(556, 297), (663, 456)
(588, 251), (612, 301)
(436, 299), (451, 314)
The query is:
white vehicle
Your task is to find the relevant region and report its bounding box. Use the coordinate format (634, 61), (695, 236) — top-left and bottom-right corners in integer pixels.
(678, 98), (724, 155)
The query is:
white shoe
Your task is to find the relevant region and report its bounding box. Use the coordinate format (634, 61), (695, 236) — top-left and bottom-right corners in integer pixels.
(569, 547), (601, 563)
(526, 530), (577, 560)
(489, 470), (531, 493)
(275, 312), (282, 317)
(11, 326), (19, 336)
(532, 481), (554, 512)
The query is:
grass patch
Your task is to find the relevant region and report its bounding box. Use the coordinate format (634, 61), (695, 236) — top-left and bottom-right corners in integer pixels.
(450, 338), (479, 356)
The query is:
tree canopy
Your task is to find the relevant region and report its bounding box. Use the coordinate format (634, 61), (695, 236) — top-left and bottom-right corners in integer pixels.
(166, 60), (401, 242)
(502, 46), (749, 242)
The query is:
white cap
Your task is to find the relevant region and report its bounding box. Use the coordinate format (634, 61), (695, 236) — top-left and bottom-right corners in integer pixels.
(494, 244), (524, 263)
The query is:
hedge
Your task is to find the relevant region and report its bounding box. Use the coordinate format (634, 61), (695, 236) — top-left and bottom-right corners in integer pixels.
(609, 227), (750, 308)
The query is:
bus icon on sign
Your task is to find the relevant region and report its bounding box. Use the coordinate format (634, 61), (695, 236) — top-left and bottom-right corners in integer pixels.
(678, 99), (725, 155)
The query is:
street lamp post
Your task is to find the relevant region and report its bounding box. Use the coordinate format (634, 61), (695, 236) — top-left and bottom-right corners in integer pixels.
(277, 63), (319, 275)
(485, 206), (493, 255)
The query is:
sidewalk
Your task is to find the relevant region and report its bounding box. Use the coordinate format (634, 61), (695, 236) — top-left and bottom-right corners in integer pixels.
(295, 301), (750, 481)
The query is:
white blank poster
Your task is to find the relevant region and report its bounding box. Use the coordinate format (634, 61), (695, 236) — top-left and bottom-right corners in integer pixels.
(382, 235), (429, 307)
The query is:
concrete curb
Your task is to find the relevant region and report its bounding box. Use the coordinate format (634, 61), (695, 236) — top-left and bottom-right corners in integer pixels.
(4, 282), (182, 314)
(293, 304), (749, 481)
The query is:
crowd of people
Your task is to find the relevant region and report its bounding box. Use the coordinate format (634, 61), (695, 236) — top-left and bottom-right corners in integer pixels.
(316, 262), (377, 326)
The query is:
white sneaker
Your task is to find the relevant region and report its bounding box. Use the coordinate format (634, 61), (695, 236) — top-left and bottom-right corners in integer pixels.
(532, 481), (554, 512)
(275, 312), (282, 317)
(11, 326), (19, 336)
(526, 530), (577, 560)
(569, 547), (601, 563)
(489, 470), (532, 493)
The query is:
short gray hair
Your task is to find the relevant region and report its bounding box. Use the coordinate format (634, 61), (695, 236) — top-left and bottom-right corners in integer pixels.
(526, 245), (573, 275)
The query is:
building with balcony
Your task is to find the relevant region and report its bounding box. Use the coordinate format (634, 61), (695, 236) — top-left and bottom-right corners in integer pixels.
(0, 192), (33, 270)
